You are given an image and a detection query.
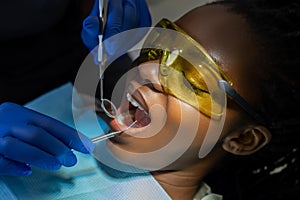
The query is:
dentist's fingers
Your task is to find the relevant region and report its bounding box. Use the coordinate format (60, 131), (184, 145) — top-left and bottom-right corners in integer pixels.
(0, 136), (63, 171)
(0, 155), (32, 176)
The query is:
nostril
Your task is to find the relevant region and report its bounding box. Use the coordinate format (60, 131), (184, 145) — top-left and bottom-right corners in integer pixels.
(145, 80), (155, 90)
(143, 79), (163, 93)
(141, 79), (152, 86)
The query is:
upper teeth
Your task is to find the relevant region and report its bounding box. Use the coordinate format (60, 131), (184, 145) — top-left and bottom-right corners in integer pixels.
(127, 93), (144, 111)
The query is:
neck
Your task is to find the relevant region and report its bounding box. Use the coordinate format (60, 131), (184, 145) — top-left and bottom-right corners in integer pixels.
(151, 148), (225, 200)
(151, 167), (204, 200)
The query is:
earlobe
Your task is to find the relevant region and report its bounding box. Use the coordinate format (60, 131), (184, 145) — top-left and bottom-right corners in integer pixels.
(222, 125), (271, 155)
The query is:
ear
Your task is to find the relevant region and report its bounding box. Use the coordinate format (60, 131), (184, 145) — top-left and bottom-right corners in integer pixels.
(222, 125), (271, 155)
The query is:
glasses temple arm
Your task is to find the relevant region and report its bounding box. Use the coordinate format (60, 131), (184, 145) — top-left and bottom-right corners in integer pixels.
(218, 80), (266, 124)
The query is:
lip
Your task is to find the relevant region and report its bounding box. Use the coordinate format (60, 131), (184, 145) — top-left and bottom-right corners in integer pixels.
(127, 82), (149, 114)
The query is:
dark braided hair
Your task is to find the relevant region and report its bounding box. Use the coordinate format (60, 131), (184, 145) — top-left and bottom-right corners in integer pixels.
(204, 0), (300, 199)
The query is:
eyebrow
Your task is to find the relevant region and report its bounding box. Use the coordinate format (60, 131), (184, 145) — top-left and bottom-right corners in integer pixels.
(209, 52), (225, 70)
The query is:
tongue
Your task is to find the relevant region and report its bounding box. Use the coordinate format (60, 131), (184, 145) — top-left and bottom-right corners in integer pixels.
(135, 108), (151, 127)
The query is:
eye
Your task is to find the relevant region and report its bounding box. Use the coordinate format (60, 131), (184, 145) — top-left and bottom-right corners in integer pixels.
(182, 71), (209, 95)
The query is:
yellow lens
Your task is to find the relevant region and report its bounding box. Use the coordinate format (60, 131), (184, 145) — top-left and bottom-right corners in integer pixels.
(159, 49), (223, 118)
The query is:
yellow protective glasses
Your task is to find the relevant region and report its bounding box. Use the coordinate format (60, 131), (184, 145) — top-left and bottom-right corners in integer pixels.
(133, 18), (266, 123)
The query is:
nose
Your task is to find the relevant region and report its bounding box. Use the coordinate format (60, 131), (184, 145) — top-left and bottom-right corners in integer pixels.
(137, 60), (164, 92)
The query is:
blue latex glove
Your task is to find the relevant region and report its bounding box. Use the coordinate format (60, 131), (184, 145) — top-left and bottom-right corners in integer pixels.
(0, 102), (95, 176)
(81, 0), (152, 52)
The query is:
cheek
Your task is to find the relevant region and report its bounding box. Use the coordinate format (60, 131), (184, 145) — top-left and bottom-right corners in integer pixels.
(130, 97), (204, 152)
(163, 102), (215, 169)
(166, 97), (203, 140)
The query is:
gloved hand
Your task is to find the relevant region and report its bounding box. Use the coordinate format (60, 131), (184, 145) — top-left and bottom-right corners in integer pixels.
(0, 102), (95, 176)
(81, 0), (152, 52)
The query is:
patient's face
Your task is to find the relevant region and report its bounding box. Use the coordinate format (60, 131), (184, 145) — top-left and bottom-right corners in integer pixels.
(106, 4), (262, 171)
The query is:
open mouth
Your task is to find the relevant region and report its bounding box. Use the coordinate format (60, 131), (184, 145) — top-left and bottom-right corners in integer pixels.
(116, 92), (151, 128)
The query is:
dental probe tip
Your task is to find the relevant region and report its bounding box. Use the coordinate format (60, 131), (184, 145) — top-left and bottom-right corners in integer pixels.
(91, 120), (137, 143)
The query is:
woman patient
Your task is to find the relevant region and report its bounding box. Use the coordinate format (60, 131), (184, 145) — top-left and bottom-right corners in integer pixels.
(96, 0), (299, 199)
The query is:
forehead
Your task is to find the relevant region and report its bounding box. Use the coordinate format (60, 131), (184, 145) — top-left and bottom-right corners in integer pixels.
(174, 4), (262, 100)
